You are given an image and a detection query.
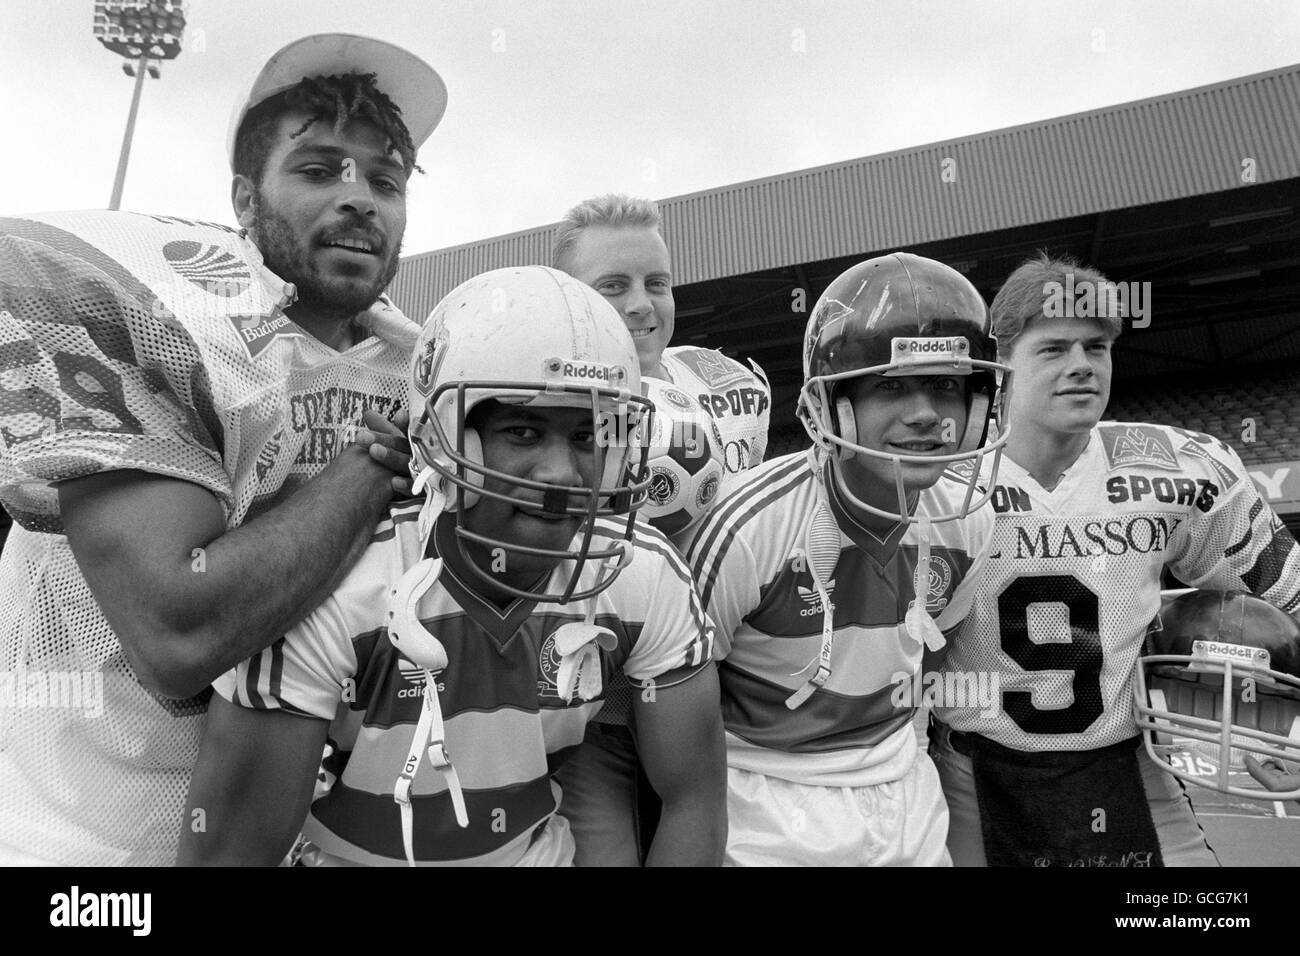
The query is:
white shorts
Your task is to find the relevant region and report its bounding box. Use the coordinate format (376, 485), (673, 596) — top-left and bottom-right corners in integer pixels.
(725, 755), (951, 867)
(929, 723), (1219, 867)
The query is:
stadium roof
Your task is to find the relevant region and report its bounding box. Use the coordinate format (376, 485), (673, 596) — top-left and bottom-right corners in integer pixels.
(388, 62), (1300, 321)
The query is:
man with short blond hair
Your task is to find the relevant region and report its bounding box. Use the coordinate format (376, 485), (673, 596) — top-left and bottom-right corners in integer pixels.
(553, 192), (770, 864)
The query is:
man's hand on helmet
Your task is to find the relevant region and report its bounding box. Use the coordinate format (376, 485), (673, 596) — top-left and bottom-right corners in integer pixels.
(358, 408), (413, 496)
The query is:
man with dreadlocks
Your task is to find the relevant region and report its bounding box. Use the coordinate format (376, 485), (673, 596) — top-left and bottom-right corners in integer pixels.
(0, 35), (446, 865)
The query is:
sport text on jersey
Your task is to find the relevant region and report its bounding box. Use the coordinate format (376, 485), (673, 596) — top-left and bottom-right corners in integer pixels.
(889, 336), (972, 371)
(697, 386), (768, 420)
(990, 476), (1219, 515)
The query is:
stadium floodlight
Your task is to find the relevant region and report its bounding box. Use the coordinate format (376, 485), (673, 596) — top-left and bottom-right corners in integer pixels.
(93, 1), (187, 210)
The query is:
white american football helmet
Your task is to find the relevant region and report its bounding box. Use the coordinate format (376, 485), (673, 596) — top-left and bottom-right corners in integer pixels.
(406, 265), (653, 604)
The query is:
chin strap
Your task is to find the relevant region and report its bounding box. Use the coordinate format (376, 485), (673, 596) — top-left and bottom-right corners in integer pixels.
(386, 551), (469, 867)
(411, 466), (439, 543)
(553, 618), (620, 702)
(787, 453), (842, 710)
(549, 540), (633, 703)
(904, 515), (947, 652)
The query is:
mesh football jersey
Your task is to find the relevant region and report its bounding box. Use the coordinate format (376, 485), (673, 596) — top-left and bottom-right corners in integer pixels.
(688, 451), (994, 787)
(660, 346), (769, 496)
(0, 210), (413, 865)
(938, 422), (1300, 751)
(587, 346), (771, 725)
(215, 506), (713, 866)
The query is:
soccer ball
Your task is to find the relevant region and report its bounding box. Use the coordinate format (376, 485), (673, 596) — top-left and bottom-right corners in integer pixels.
(639, 379), (725, 537)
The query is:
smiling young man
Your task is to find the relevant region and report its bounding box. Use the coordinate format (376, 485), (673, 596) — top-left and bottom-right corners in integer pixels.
(550, 194), (771, 865)
(0, 34), (444, 865)
(179, 267), (725, 867)
(554, 194), (770, 485)
(929, 253), (1300, 867)
(687, 253), (1011, 865)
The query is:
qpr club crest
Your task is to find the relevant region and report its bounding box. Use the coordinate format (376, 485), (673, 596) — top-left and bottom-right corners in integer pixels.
(925, 555), (953, 612)
(537, 632), (565, 696)
(648, 466), (680, 507)
(695, 472), (720, 509)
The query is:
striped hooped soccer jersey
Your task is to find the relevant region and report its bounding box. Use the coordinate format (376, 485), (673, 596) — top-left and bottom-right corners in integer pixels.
(0, 211), (413, 865)
(216, 508), (713, 866)
(938, 422), (1300, 751)
(688, 450), (994, 787)
(660, 346), (770, 496)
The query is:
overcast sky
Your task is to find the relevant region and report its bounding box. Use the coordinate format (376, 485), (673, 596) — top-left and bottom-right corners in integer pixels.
(3, 0), (1299, 256)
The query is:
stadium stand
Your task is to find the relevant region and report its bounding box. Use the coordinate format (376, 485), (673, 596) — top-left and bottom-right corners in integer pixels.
(1106, 364), (1300, 466)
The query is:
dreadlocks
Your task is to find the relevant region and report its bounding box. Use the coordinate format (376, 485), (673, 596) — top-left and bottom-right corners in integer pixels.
(233, 71), (421, 184)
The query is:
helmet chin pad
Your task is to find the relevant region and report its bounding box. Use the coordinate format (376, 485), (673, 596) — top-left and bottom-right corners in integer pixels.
(440, 427), (484, 511)
(834, 396), (857, 458)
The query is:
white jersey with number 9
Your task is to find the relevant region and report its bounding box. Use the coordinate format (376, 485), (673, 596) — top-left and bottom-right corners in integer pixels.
(937, 421), (1300, 751)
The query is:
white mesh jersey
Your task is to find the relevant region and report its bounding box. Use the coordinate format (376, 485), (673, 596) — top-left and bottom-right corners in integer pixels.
(660, 346), (769, 497)
(214, 507), (713, 866)
(688, 451), (994, 787)
(938, 421), (1300, 751)
(0, 210), (413, 865)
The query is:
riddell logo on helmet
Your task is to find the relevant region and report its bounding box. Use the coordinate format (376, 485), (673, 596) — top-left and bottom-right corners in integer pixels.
(893, 337), (968, 354)
(891, 337), (970, 369)
(1191, 640), (1270, 668)
(542, 358), (627, 385)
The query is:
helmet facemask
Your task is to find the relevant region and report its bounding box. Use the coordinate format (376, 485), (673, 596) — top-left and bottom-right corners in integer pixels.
(1134, 590), (1300, 800)
(410, 379), (653, 605)
(798, 349), (1011, 525)
(797, 252), (1012, 526)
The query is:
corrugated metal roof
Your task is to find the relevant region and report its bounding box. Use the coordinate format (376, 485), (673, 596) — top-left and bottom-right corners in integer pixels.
(387, 64), (1300, 321)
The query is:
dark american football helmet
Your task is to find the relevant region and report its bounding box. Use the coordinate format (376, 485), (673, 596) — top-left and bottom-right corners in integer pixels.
(797, 252), (1011, 522)
(1134, 589), (1300, 800)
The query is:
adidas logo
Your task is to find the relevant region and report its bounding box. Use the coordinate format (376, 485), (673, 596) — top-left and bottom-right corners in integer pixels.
(396, 657), (444, 698)
(797, 580), (836, 617)
(162, 239), (252, 298)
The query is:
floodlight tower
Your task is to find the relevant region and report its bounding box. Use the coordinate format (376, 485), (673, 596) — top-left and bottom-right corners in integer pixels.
(93, 0), (187, 210)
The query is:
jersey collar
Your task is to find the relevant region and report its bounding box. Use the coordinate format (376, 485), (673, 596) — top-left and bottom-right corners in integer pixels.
(432, 512), (542, 650)
(824, 473), (909, 566)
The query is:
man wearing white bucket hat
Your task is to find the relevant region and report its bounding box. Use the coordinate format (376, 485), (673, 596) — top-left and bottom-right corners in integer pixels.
(0, 34), (445, 865)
